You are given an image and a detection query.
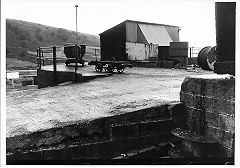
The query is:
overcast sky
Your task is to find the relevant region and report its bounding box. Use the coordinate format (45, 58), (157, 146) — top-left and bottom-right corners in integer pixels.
(3, 0), (219, 47)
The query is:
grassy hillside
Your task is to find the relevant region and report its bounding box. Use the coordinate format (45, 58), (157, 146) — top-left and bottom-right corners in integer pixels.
(6, 18), (100, 70)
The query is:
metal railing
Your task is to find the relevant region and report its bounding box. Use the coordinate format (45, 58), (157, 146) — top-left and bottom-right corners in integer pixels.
(189, 47), (202, 58)
(36, 45), (101, 83)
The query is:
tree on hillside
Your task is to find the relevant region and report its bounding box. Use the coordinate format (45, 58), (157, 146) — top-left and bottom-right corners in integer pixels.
(35, 27), (43, 41)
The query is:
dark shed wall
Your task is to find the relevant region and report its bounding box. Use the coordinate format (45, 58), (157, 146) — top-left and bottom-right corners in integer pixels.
(100, 23), (127, 61)
(137, 24), (148, 44)
(126, 21), (138, 42)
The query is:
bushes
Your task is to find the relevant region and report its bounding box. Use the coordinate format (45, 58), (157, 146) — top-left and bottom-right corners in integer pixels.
(20, 40), (29, 48)
(56, 28), (69, 42)
(36, 33), (43, 41)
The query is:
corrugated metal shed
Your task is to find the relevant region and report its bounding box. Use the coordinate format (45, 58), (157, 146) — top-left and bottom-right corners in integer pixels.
(99, 20), (180, 61)
(125, 20), (180, 44)
(100, 20), (180, 44)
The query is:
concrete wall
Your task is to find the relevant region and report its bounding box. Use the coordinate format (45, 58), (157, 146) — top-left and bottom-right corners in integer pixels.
(37, 69), (82, 89)
(126, 42), (158, 61)
(7, 102), (187, 160)
(180, 74), (235, 157)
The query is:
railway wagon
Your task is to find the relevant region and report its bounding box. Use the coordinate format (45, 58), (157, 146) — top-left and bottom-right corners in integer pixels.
(64, 45), (86, 66)
(89, 60), (133, 73)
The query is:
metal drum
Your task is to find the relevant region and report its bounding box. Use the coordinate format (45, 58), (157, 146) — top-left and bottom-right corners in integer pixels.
(197, 46), (217, 71)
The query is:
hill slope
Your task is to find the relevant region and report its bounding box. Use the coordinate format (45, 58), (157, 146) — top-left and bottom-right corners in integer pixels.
(6, 18), (100, 70)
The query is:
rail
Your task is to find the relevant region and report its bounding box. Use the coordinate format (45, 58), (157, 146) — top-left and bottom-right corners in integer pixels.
(37, 45), (101, 83)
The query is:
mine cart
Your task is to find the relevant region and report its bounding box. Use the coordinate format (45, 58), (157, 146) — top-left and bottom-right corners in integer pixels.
(64, 45), (86, 66)
(89, 60), (133, 73)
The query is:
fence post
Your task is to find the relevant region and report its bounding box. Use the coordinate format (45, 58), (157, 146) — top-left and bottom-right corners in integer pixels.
(53, 46), (57, 84)
(37, 48), (39, 69)
(95, 49), (97, 61)
(39, 47), (42, 69)
(42, 52), (44, 65)
(189, 47), (192, 59)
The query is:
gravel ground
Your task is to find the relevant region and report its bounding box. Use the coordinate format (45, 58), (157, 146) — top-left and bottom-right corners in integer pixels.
(6, 66), (213, 138)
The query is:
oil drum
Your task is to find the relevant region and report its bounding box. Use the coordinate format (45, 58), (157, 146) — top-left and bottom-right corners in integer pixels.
(197, 46), (217, 71)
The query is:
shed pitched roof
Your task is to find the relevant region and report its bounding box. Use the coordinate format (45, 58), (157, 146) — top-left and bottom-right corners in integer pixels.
(138, 23), (173, 46)
(99, 20), (179, 35)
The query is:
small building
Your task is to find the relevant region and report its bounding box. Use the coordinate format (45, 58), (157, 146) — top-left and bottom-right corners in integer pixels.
(99, 20), (181, 62)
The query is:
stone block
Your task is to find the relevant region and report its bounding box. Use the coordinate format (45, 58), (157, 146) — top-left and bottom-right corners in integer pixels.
(111, 124), (138, 140)
(182, 139), (219, 157)
(202, 97), (235, 116)
(180, 92), (202, 109)
(167, 102), (187, 129)
(69, 145), (87, 159)
(203, 78), (235, 100)
(7, 138), (33, 151)
(206, 112), (234, 133)
(42, 149), (63, 160)
(17, 150), (43, 160)
(181, 77), (203, 95)
(185, 107), (206, 135)
(105, 104), (170, 126)
(181, 75), (235, 100)
(206, 125), (234, 150)
(180, 75), (235, 157)
(167, 102), (186, 118)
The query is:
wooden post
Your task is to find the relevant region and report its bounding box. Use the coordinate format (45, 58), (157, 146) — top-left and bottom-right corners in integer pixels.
(37, 48), (39, 69)
(189, 47), (192, 59)
(95, 49), (97, 61)
(38, 47), (42, 69)
(42, 52), (44, 65)
(53, 46), (57, 84)
(11, 79), (15, 88)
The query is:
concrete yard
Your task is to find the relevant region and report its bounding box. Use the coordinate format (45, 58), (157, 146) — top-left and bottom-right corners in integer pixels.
(7, 66), (213, 138)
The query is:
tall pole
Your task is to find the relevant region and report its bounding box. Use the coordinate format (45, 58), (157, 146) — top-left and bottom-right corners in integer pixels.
(75, 5), (78, 82)
(53, 46), (57, 84)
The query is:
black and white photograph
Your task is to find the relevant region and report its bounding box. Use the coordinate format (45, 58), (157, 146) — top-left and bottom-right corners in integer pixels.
(1, 0), (238, 165)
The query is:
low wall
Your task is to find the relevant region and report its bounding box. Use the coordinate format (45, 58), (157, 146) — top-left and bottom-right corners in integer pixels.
(180, 74), (235, 157)
(7, 102), (186, 160)
(37, 69), (83, 89)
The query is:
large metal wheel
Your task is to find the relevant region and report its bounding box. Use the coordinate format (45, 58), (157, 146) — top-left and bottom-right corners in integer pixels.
(106, 64), (113, 73)
(117, 68), (124, 73)
(95, 63), (103, 72)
